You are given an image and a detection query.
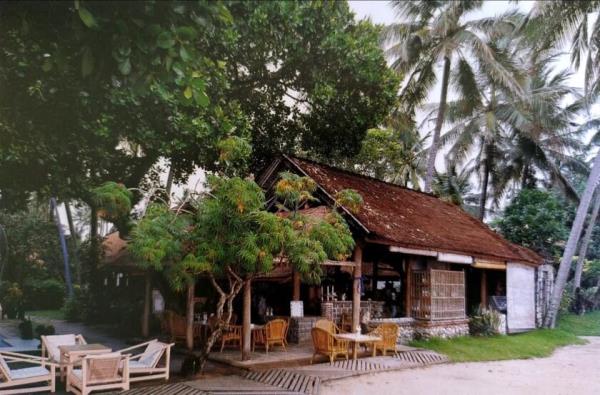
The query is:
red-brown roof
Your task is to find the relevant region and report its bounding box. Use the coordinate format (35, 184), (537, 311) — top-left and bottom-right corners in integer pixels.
(284, 156), (542, 265)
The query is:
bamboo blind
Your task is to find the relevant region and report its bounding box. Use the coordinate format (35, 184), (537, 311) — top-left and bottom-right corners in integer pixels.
(411, 269), (465, 320)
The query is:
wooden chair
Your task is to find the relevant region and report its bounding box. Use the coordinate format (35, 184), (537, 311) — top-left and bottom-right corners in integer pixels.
(252, 319), (287, 353)
(66, 352), (129, 395)
(368, 323), (399, 357)
(311, 327), (349, 364)
(220, 323), (242, 352)
(117, 339), (174, 383)
(0, 351), (56, 394)
(41, 334), (87, 381)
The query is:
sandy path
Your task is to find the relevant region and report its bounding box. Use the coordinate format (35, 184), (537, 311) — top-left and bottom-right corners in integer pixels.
(320, 336), (600, 395)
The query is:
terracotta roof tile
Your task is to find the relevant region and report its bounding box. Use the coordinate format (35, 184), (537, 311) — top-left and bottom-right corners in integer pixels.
(286, 156), (542, 265)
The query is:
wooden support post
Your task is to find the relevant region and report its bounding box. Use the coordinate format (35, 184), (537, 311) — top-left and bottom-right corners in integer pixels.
(292, 270), (301, 301)
(186, 282), (195, 351)
(352, 245), (363, 332)
(242, 277), (252, 361)
(480, 270), (488, 308)
(405, 258), (412, 317)
(141, 272), (151, 338)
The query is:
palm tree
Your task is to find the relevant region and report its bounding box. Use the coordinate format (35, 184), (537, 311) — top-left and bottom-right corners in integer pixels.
(432, 163), (475, 209)
(526, 1), (600, 98)
(573, 191), (600, 290)
(384, 0), (524, 192)
(441, 47), (587, 219)
(545, 151), (600, 327)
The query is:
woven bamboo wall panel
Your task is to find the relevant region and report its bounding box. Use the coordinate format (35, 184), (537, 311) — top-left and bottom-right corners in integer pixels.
(411, 269), (465, 320)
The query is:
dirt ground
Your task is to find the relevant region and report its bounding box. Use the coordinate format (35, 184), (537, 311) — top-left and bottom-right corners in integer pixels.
(321, 336), (600, 395)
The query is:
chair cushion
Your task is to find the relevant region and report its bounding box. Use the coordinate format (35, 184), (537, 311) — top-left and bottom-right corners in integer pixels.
(138, 341), (164, 368)
(129, 360), (152, 370)
(45, 334), (77, 362)
(9, 366), (50, 380)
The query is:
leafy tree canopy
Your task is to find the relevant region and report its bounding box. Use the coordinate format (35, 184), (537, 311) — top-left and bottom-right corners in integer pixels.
(494, 188), (569, 259)
(0, 1), (397, 209)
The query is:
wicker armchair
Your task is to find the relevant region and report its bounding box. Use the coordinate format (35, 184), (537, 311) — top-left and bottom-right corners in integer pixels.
(220, 323), (242, 352)
(368, 323), (399, 357)
(314, 319), (340, 334)
(253, 319), (287, 353)
(311, 327), (349, 364)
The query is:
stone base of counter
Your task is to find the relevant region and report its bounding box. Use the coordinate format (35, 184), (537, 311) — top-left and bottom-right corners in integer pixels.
(413, 318), (469, 340)
(287, 316), (320, 344)
(367, 317), (469, 343)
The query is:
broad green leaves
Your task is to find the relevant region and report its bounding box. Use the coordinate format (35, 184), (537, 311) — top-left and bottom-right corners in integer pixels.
(156, 31), (175, 49)
(78, 7), (97, 29)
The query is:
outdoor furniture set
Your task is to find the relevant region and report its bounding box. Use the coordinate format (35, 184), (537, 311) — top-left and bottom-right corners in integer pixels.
(310, 319), (399, 364)
(0, 333), (173, 394)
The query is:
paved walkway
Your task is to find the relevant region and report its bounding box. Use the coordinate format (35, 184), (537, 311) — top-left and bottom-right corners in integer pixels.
(320, 336), (600, 395)
(116, 349), (448, 395)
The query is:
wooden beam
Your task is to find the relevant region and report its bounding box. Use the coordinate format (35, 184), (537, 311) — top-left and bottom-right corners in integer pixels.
(480, 270), (488, 308)
(473, 260), (506, 270)
(405, 258), (412, 317)
(438, 252), (473, 264)
(322, 259), (356, 267)
(352, 245), (363, 332)
(389, 245), (438, 257)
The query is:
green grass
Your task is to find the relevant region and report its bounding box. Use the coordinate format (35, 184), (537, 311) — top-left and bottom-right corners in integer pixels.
(557, 311), (600, 336)
(410, 313), (600, 363)
(25, 309), (65, 320)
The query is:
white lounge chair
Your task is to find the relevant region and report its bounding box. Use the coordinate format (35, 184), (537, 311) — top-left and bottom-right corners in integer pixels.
(117, 339), (174, 383)
(41, 334), (87, 381)
(66, 352), (129, 395)
(0, 351), (56, 394)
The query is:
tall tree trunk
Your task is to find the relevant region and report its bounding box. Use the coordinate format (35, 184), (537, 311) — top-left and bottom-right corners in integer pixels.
(166, 160), (175, 204)
(242, 277), (252, 361)
(545, 152), (600, 328)
(51, 198), (74, 298)
(89, 205), (99, 278)
(186, 282), (195, 350)
(521, 163), (531, 189)
(141, 272), (151, 338)
(64, 201), (81, 285)
(479, 156), (490, 220)
(196, 274), (243, 373)
(424, 56), (451, 193)
(573, 191), (600, 291)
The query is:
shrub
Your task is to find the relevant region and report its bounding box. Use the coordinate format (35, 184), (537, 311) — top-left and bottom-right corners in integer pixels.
(24, 278), (65, 310)
(0, 282), (24, 319)
(35, 324), (55, 338)
(62, 286), (90, 322)
(560, 288), (573, 315)
(469, 307), (501, 336)
(18, 318), (33, 339)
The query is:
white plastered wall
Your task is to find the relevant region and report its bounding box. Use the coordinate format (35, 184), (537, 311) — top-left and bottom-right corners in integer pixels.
(507, 262), (536, 332)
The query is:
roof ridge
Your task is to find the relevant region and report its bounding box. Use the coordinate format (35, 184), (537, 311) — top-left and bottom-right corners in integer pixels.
(285, 154), (440, 199)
